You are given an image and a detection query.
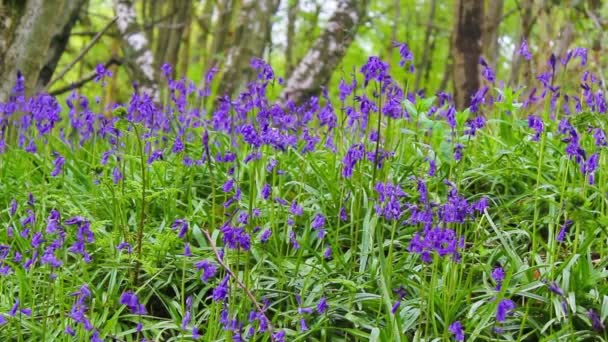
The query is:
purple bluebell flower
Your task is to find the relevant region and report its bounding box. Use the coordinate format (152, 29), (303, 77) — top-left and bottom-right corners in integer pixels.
(519, 39), (532, 60)
(116, 242), (132, 254)
(391, 301), (401, 314)
(221, 224), (251, 250)
(112, 166), (122, 184)
(272, 330), (286, 342)
(454, 144), (463, 162)
(449, 321), (465, 341)
(593, 128), (607, 147)
(10, 199), (18, 216)
(409, 226), (463, 262)
(261, 183), (271, 200)
(428, 158), (436, 176)
(527, 115), (544, 141)
(546, 281), (564, 296)
(94, 64), (113, 85)
(290, 201), (303, 216)
(213, 275), (230, 302)
(557, 220), (573, 242)
(181, 296), (193, 330)
(250, 57), (274, 81)
(119, 291), (147, 315)
(311, 213), (326, 239)
(342, 143), (365, 178)
(588, 308), (605, 331)
(338, 79), (354, 102)
(496, 299), (516, 322)
(51, 152), (65, 177)
(64, 325), (75, 335)
(289, 230), (300, 249)
(260, 229), (272, 243)
(492, 267), (505, 291)
(21, 209), (35, 227)
(374, 182), (407, 221)
(171, 219), (189, 239)
(317, 297), (328, 314)
(359, 56), (389, 86)
(324, 246), (332, 260)
(479, 57), (495, 82)
(584, 153), (599, 184)
(393, 41), (414, 71)
(195, 259), (217, 282)
(340, 207), (348, 221)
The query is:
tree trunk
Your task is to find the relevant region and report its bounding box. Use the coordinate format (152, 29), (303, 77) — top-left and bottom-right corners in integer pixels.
(285, 0), (299, 76)
(36, 0), (87, 89)
(508, 1), (534, 86)
(415, 0), (436, 90)
(482, 0), (503, 71)
(452, 0), (484, 110)
(218, 0), (280, 97)
(153, 0), (191, 78)
(281, 0), (367, 105)
(0, 0), (74, 102)
(114, 0), (159, 99)
(210, 0), (235, 66)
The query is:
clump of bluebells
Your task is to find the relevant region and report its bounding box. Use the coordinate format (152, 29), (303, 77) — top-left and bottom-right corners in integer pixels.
(0, 39), (607, 342)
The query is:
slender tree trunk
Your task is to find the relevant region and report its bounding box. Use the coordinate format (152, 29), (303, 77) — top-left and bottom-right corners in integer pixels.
(508, 1), (534, 86)
(36, 0), (87, 89)
(114, 0), (159, 99)
(452, 0), (483, 110)
(210, 0), (235, 66)
(281, 0), (367, 105)
(415, 0), (437, 90)
(218, 0), (280, 97)
(0, 0), (74, 102)
(196, 0), (215, 75)
(154, 0), (191, 78)
(482, 0), (503, 71)
(285, 0), (299, 76)
(178, 2), (192, 78)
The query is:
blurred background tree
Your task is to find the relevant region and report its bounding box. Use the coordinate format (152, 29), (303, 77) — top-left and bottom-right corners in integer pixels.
(0, 0), (606, 109)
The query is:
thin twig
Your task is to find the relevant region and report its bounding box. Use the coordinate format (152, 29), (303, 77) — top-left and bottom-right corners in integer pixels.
(202, 229), (275, 335)
(46, 16), (118, 89)
(48, 58), (122, 96)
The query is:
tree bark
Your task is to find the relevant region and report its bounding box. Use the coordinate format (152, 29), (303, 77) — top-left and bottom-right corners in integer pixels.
(452, 0), (484, 110)
(218, 0), (280, 97)
(210, 0), (235, 66)
(285, 0), (299, 76)
(114, 0), (159, 99)
(415, 0), (436, 90)
(508, 1), (535, 86)
(482, 0), (503, 71)
(281, 0), (367, 105)
(36, 0), (87, 89)
(0, 0), (75, 102)
(153, 0), (191, 78)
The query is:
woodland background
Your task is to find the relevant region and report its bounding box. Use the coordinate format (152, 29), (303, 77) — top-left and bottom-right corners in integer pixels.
(0, 0), (606, 110)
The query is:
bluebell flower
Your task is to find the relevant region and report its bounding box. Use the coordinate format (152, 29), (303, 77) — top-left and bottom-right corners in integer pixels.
(496, 299), (515, 322)
(518, 39), (532, 60)
(449, 321), (465, 341)
(557, 220), (573, 243)
(588, 308), (604, 331)
(311, 213), (326, 239)
(51, 152), (65, 177)
(171, 219), (189, 239)
(195, 259), (217, 282)
(213, 275), (230, 301)
(119, 291), (147, 315)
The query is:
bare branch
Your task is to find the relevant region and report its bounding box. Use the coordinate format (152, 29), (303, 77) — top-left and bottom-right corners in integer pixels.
(48, 58), (122, 96)
(46, 16), (118, 89)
